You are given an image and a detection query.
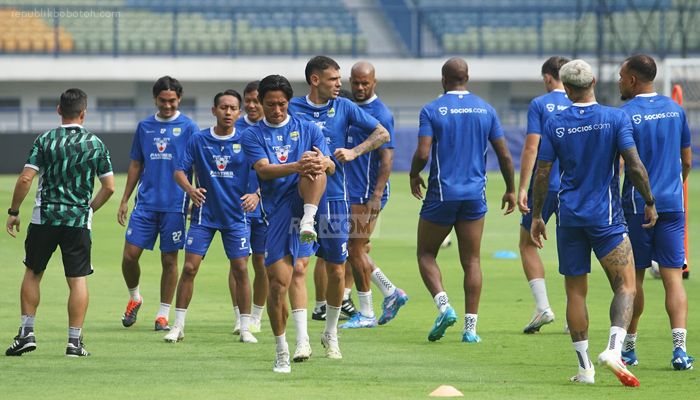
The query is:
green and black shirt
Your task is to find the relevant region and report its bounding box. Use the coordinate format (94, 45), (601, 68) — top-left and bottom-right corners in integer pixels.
(25, 124), (113, 228)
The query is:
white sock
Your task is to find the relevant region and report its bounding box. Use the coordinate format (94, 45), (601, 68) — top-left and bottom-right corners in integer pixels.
(128, 286), (141, 301)
(606, 326), (626, 356)
(292, 309), (309, 344)
(623, 333), (637, 352)
(302, 204), (318, 222)
(20, 315), (35, 336)
(343, 288), (352, 301)
(324, 305), (341, 336)
(157, 303), (171, 319)
(573, 340), (594, 370)
(464, 313), (478, 333)
(233, 306), (240, 321)
(358, 290), (374, 317)
(68, 327), (82, 346)
(528, 278), (550, 313)
(174, 308), (187, 329)
(314, 301), (326, 313)
(371, 268), (396, 297)
(240, 314), (251, 333)
(275, 333), (288, 353)
(252, 304), (265, 322)
(672, 328), (687, 351)
(433, 291), (450, 313)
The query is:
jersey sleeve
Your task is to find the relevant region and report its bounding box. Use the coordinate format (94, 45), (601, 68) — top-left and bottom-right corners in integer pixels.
(378, 107), (395, 149)
(538, 120), (556, 162)
(616, 112), (636, 152)
(310, 123), (331, 156)
(680, 109), (691, 148)
(177, 134), (196, 172)
(418, 106), (433, 137)
(96, 140), (113, 178)
(525, 99), (542, 135)
(24, 133), (44, 170)
(488, 107), (505, 141)
(129, 123), (144, 162)
(347, 100), (380, 132)
(243, 129), (269, 165)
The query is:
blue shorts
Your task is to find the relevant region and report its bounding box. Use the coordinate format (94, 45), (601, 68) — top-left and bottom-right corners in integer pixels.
(126, 208), (186, 252)
(521, 190), (558, 230)
(248, 216), (268, 255)
(185, 224), (250, 260)
(627, 212), (685, 269)
(349, 196), (388, 210)
(556, 223), (628, 276)
(264, 191), (319, 267)
(316, 199), (349, 264)
(420, 199), (487, 226)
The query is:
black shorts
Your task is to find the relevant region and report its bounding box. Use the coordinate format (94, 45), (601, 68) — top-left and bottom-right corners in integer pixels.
(24, 223), (93, 277)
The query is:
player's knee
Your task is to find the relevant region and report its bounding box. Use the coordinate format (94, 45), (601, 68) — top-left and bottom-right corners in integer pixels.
(181, 262), (199, 278)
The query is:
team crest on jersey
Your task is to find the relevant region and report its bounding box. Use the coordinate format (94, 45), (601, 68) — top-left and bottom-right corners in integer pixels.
(328, 107), (335, 118)
(632, 114), (642, 124)
(555, 127), (565, 138)
(290, 131), (299, 141)
(232, 143), (241, 153)
(439, 107), (448, 116)
(154, 137), (170, 152)
(273, 145), (291, 163)
(546, 103), (555, 112)
(213, 154), (231, 171)
(173, 127), (182, 136)
(160, 128), (167, 134)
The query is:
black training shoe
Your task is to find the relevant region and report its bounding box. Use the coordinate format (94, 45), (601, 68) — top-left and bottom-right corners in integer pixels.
(66, 337), (90, 357)
(340, 298), (358, 320)
(312, 305), (326, 321)
(6, 330), (36, 356)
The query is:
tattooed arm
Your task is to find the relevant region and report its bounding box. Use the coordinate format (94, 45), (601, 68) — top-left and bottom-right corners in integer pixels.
(529, 160), (552, 248)
(620, 146), (657, 228)
(334, 123), (390, 163)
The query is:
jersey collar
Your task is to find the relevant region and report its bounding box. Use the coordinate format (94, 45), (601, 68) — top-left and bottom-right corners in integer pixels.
(356, 94), (378, 106)
(263, 115), (291, 128)
(209, 126), (236, 140)
(445, 90), (470, 95)
(154, 111), (181, 122)
(552, 88), (566, 93)
(243, 115), (259, 126)
(636, 92), (658, 97)
(61, 123), (84, 129)
(305, 95), (331, 108)
(572, 101), (598, 107)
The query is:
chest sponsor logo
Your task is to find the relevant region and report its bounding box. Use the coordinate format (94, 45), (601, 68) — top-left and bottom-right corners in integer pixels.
(557, 123), (611, 136)
(442, 107), (488, 115)
(273, 145), (291, 163)
(211, 154), (234, 178)
(154, 137), (170, 152)
(633, 111), (680, 124)
(150, 137), (173, 160)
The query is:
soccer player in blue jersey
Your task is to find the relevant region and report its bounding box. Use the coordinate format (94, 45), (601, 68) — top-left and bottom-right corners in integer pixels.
(617, 54), (694, 370)
(517, 56), (571, 334)
(531, 59), (656, 387)
(163, 90), (259, 344)
(243, 74), (334, 373)
(340, 61), (408, 329)
(229, 80), (267, 335)
(118, 76), (199, 331)
(288, 56), (390, 358)
(410, 57), (516, 344)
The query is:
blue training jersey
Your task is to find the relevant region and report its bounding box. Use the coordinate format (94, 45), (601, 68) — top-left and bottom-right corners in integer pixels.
(242, 115), (330, 218)
(620, 94), (691, 214)
(177, 127), (252, 229)
(418, 90), (504, 202)
(539, 102), (636, 227)
(236, 115), (262, 218)
(289, 95), (379, 201)
(526, 89), (572, 192)
(129, 111), (199, 213)
(345, 95), (395, 200)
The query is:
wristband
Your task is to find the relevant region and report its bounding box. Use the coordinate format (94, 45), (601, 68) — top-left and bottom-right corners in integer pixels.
(7, 208), (19, 216)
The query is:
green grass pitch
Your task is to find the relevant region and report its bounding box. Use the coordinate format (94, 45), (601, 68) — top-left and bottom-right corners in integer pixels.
(0, 172), (698, 399)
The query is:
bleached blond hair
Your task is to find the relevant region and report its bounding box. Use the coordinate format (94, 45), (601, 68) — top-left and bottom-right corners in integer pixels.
(560, 59), (595, 88)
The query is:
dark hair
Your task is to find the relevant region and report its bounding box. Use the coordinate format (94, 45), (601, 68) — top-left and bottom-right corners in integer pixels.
(243, 80), (260, 95)
(258, 75), (294, 101)
(338, 89), (353, 99)
(152, 75), (183, 98)
(304, 55), (340, 85)
(59, 88), (87, 119)
(213, 89), (242, 107)
(541, 56), (570, 80)
(624, 54), (657, 82)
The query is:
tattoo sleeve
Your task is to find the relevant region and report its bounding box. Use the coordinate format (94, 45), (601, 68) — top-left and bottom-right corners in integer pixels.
(353, 124), (390, 156)
(620, 146), (654, 204)
(532, 160), (552, 219)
